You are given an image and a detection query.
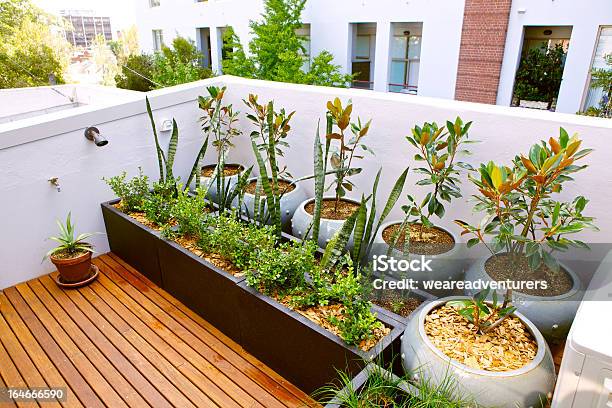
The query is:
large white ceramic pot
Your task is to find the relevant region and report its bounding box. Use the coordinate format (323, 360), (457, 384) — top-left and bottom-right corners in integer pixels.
(369, 221), (466, 297)
(238, 177), (308, 229)
(465, 255), (582, 342)
(291, 196), (362, 249)
(192, 163), (244, 203)
(402, 297), (556, 408)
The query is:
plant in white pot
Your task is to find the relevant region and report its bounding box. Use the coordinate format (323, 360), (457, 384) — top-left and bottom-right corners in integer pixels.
(292, 98), (374, 248)
(371, 118), (473, 296)
(455, 128), (597, 341)
(239, 94), (307, 233)
(402, 290), (556, 408)
(196, 86), (251, 210)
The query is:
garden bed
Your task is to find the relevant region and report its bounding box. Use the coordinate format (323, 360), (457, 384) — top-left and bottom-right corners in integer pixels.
(101, 199), (163, 286)
(237, 282), (403, 394)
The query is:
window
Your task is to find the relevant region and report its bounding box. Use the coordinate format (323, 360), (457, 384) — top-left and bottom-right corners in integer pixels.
(296, 25), (311, 71)
(149, 0), (160, 7)
(389, 34), (421, 94)
(152, 29), (163, 52)
(583, 27), (612, 111)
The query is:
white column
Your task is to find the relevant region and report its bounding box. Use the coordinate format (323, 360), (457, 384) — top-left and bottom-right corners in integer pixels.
(210, 27), (222, 74)
(555, 25), (599, 114)
(373, 21), (391, 92)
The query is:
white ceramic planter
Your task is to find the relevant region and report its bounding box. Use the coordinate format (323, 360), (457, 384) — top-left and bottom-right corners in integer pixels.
(369, 221), (466, 297)
(237, 177), (308, 228)
(465, 255), (582, 342)
(291, 196), (361, 249)
(191, 163), (244, 203)
(402, 297), (556, 408)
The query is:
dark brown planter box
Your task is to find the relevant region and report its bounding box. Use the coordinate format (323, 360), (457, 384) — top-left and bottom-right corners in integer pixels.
(157, 237), (244, 343)
(237, 282), (404, 394)
(101, 200), (163, 286)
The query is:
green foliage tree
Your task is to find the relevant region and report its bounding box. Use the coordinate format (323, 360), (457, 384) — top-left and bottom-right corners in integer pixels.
(115, 35), (214, 91)
(222, 0), (352, 87)
(513, 44), (566, 105)
(115, 53), (156, 92)
(152, 36), (213, 87)
(0, 0), (70, 88)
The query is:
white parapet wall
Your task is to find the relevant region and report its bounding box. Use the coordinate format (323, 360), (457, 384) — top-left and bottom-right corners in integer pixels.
(1, 75), (611, 289)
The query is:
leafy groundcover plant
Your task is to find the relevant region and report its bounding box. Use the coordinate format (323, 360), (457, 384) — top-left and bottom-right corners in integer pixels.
(160, 187), (387, 349)
(315, 360), (474, 407)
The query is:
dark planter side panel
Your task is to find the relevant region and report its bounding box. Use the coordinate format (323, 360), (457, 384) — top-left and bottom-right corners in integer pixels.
(101, 201), (162, 287)
(158, 238), (243, 343)
(237, 283), (403, 394)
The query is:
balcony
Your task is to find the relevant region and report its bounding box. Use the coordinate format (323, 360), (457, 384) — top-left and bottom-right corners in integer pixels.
(1, 76), (612, 407)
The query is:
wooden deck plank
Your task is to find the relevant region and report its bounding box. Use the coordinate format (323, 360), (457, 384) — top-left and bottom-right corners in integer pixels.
(0, 314), (62, 408)
(0, 338), (39, 408)
(4, 286), (130, 408)
(91, 259), (259, 408)
(23, 280), (152, 408)
(40, 275), (219, 408)
(38, 275), (189, 408)
(1, 291), (105, 408)
(0, 254), (318, 408)
(105, 252), (317, 407)
(0, 293), (82, 408)
(75, 282), (224, 408)
(0, 370), (18, 408)
(96, 255), (306, 408)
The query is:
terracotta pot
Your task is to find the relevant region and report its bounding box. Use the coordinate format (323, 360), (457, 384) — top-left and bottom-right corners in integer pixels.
(50, 251), (92, 283)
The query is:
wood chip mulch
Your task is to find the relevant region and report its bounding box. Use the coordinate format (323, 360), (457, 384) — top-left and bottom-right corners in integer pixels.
(424, 305), (538, 372)
(275, 294), (390, 352)
(174, 236), (244, 277)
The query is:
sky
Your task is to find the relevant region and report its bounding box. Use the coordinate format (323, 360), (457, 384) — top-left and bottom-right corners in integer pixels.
(33, 0), (137, 32)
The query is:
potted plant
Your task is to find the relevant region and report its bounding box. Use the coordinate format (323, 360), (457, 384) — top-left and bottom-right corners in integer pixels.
(45, 213), (97, 285)
(514, 44), (567, 110)
(402, 291), (556, 408)
(196, 86), (248, 208)
(239, 94), (307, 231)
(371, 118), (473, 296)
(456, 128), (596, 340)
(292, 98), (374, 248)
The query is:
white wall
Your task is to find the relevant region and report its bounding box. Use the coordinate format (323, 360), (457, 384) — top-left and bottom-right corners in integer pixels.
(0, 80), (217, 290)
(2, 76), (611, 290)
(497, 0), (612, 113)
(136, 0), (465, 99)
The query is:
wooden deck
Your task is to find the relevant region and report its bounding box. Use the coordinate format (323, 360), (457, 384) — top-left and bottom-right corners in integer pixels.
(0, 253), (318, 408)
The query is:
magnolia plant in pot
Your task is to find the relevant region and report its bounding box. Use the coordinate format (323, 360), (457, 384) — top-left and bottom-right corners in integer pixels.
(196, 86), (250, 209)
(45, 213), (97, 284)
(402, 290), (556, 408)
(371, 118), (473, 296)
(239, 94), (307, 232)
(292, 98), (374, 248)
(456, 128), (596, 341)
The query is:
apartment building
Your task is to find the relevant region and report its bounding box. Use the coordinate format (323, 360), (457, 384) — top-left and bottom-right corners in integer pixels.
(61, 9), (113, 49)
(136, 0), (612, 114)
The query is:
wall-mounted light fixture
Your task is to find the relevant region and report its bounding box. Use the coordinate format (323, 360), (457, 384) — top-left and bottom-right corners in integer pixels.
(160, 119), (173, 132)
(543, 29), (553, 36)
(84, 126), (109, 147)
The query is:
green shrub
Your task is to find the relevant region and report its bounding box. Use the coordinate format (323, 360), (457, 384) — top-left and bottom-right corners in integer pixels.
(115, 53), (155, 92)
(246, 240), (316, 295)
(103, 169), (150, 212)
(170, 188), (210, 238)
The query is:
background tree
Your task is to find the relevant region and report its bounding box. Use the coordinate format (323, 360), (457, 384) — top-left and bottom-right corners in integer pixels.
(222, 0), (353, 87)
(0, 0), (71, 88)
(513, 44), (566, 106)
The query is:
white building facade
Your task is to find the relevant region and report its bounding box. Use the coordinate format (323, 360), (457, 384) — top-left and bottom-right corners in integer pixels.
(135, 0), (612, 114)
